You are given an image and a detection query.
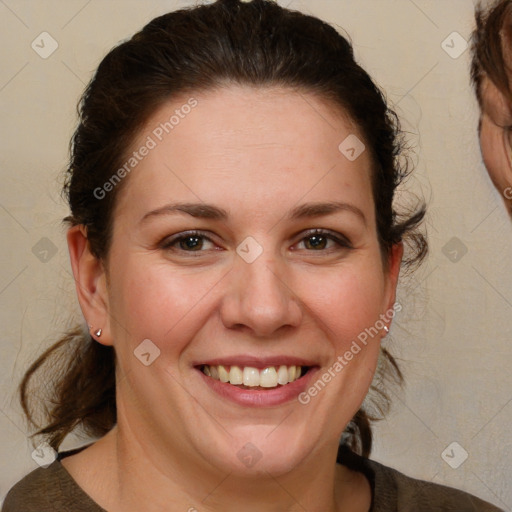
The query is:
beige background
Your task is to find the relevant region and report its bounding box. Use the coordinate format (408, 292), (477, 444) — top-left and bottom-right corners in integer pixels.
(0, 0), (510, 509)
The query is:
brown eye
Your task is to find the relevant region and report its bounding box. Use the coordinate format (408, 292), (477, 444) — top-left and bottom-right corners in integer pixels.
(295, 229), (352, 252)
(303, 234), (329, 250)
(160, 231), (217, 253)
(178, 235), (204, 251)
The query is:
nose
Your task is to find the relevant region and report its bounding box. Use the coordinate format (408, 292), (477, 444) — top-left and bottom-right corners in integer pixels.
(220, 251), (303, 338)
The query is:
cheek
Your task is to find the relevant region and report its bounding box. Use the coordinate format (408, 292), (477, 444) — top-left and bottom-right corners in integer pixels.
(107, 257), (223, 347)
(293, 261), (387, 348)
(295, 265), (387, 418)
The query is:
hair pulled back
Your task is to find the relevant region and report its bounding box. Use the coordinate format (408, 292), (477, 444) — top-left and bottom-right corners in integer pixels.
(20, 0), (427, 457)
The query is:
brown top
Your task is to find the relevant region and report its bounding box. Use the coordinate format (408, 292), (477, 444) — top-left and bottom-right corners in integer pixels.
(2, 443), (504, 511)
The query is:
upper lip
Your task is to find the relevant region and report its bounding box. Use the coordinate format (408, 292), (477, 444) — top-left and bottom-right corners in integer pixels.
(193, 356), (317, 369)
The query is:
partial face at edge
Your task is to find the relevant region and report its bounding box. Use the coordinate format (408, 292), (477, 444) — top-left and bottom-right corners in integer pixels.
(479, 76), (512, 213)
(95, 86), (402, 475)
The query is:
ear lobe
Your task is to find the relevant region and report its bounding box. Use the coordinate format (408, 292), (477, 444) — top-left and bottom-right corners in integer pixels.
(66, 225), (112, 346)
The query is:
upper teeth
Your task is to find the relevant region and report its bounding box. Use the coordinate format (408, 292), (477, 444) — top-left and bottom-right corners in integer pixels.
(202, 365), (303, 387)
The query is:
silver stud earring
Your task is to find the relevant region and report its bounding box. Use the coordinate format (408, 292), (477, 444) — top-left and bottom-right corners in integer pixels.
(383, 325), (389, 334)
(94, 328), (102, 337)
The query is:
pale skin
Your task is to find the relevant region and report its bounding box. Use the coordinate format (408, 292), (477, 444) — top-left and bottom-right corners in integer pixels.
(479, 76), (512, 214)
(64, 85), (402, 512)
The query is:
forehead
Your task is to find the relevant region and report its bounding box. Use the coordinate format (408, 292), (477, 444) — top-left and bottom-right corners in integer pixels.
(148, 85), (362, 148)
(115, 85), (375, 220)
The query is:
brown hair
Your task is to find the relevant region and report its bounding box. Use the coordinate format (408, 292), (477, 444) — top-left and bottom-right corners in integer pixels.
(20, 0), (427, 458)
(471, 0), (512, 105)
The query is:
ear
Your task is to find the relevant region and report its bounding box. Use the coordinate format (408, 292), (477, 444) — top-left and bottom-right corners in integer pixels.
(67, 225), (112, 346)
(383, 242), (404, 316)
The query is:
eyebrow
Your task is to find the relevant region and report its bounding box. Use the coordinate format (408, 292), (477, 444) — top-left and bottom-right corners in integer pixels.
(140, 200), (367, 225)
(288, 201), (366, 225)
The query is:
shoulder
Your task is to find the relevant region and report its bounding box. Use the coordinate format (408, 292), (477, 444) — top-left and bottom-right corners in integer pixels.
(2, 457), (105, 512)
(368, 457), (504, 512)
(336, 444), (504, 512)
(2, 462), (61, 512)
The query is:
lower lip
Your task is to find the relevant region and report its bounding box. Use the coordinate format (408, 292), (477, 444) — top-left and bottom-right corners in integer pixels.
(195, 367), (318, 407)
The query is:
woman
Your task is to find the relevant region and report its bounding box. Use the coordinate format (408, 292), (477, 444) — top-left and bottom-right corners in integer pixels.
(2, 0), (503, 510)
(472, 0), (512, 214)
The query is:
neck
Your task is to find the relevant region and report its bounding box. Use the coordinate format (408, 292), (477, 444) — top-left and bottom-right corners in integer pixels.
(89, 423), (369, 512)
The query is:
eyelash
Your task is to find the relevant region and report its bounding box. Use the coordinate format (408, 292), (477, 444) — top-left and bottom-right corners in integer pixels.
(159, 229), (352, 255)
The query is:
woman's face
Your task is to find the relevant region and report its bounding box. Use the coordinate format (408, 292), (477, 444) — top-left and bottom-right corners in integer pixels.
(90, 86), (401, 475)
(479, 76), (512, 213)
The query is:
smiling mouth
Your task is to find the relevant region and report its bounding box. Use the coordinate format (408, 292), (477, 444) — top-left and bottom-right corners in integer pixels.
(198, 364), (311, 389)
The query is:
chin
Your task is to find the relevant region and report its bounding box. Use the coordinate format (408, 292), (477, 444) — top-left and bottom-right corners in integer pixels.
(204, 429), (313, 477)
